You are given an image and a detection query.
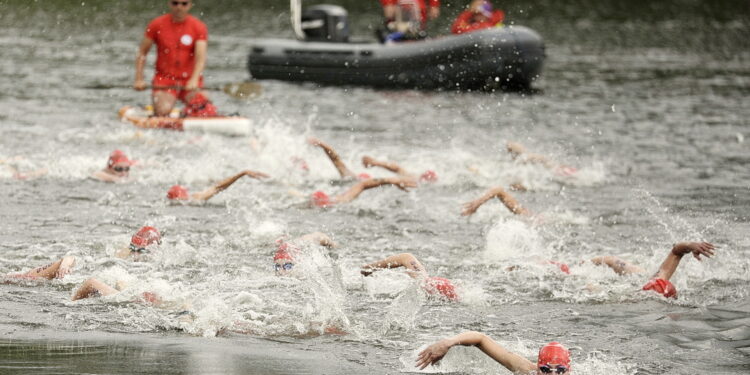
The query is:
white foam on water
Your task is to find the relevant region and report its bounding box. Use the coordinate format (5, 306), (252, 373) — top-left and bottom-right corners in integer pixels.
(484, 218), (546, 261)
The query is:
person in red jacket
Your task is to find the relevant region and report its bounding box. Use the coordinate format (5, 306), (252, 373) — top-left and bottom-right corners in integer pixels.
(451, 0), (505, 35)
(133, 0), (217, 117)
(378, 0), (440, 41)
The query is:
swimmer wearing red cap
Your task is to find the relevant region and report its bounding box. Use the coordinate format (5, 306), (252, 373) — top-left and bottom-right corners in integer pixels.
(362, 155), (438, 184)
(114, 226), (162, 260)
(417, 331), (571, 374)
(4, 256), (76, 282)
(92, 150), (134, 183)
(310, 176), (416, 208)
(461, 185), (532, 217)
(166, 169), (268, 203)
(307, 137), (373, 181)
(360, 253), (459, 301)
(273, 232), (337, 276)
(506, 141), (578, 177)
(539, 242), (715, 299)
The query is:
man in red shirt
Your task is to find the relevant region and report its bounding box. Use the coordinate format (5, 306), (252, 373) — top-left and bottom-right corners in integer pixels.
(133, 0), (216, 117)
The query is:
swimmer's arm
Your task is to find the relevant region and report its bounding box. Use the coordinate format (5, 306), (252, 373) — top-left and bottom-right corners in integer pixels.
(56, 256), (76, 279)
(134, 37), (154, 90)
(192, 170), (255, 201)
(416, 331), (536, 372)
(590, 256), (644, 275)
(72, 278), (118, 301)
(462, 186), (530, 216)
(335, 177), (416, 203)
(186, 40), (207, 90)
(653, 242), (715, 281)
(362, 156), (411, 177)
(91, 170), (120, 183)
(307, 137), (356, 178)
(361, 253), (427, 278)
(298, 232), (337, 248)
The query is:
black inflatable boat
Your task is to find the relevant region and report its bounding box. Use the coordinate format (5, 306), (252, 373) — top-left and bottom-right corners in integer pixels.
(247, 4), (545, 90)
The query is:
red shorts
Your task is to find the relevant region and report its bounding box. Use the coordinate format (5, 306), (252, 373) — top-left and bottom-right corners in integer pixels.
(642, 278), (677, 299)
(152, 74), (204, 102)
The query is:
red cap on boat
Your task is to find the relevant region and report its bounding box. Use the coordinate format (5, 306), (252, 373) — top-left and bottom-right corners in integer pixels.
(357, 172), (372, 180)
(167, 185), (190, 200)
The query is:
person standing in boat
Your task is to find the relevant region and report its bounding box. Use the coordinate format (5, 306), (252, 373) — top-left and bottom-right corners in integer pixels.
(451, 0), (505, 35)
(378, 0), (440, 42)
(133, 0), (217, 117)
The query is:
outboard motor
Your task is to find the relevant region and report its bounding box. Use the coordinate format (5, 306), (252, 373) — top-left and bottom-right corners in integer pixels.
(301, 4), (349, 42)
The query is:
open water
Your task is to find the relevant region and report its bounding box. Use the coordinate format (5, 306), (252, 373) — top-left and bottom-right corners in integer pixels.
(0, 0), (748, 374)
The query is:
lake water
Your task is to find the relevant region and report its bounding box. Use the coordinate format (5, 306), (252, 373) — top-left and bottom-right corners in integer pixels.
(0, 0), (748, 374)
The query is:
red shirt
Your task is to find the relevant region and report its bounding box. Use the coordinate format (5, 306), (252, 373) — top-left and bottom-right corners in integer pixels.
(380, 0), (440, 25)
(451, 9), (504, 34)
(145, 14), (208, 80)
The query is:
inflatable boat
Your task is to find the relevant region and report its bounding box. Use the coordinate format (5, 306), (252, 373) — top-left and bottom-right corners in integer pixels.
(247, 3), (544, 90)
(118, 106), (251, 137)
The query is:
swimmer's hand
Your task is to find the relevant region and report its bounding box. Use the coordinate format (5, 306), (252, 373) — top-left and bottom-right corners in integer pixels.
(673, 242), (715, 261)
(461, 200), (482, 216)
(133, 79), (148, 91)
(306, 137), (323, 146)
(55, 256), (76, 279)
(416, 339), (451, 369)
(394, 178), (417, 191)
(362, 155), (375, 168)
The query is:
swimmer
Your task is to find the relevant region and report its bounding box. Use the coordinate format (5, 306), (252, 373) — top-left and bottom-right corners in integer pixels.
(417, 331), (571, 374)
(360, 253), (459, 301)
(0, 156), (48, 180)
(92, 150), (134, 183)
(310, 176), (417, 208)
(167, 169), (268, 202)
(307, 137), (372, 180)
(362, 155), (438, 184)
(506, 141), (577, 177)
(4, 256), (76, 281)
(535, 242), (716, 299)
(114, 226), (162, 260)
(273, 232), (336, 276)
(461, 185), (531, 217)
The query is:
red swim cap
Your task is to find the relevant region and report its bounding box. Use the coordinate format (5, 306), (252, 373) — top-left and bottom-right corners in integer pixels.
(548, 260), (571, 275)
(130, 226), (162, 249)
(311, 190), (332, 207)
(167, 185), (190, 200)
(139, 291), (162, 305)
(642, 278), (677, 299)
(537, 342), (571, 369)
(422, 276), (459, 301)
(107, 150), (133, 168)
(273, 242), (296, 261)
(419, 170), (438, 182)
(357, 172), (372, 180)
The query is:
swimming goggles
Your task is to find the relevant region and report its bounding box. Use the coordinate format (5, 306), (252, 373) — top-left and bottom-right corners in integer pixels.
(129, 243), (150, 253)
(113, 166), (130, 172)
(539, 365), (568, 374)
(274, 263), (294, 272)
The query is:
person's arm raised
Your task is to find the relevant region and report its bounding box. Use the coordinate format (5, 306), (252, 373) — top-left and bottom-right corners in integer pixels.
(416, 331), (536, 372)
(462, 186), (530, 217)
(334, 176), (416, 204)
(653, 242), (715, 281)
(308, 137), (356, 178)
(192, 170), (266, 202)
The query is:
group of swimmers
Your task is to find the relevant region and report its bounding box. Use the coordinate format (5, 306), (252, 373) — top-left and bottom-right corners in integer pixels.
(4, 133), (718, 374)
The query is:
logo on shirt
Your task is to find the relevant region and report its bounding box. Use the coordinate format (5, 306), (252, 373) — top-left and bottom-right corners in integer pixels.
(180, 34), (193, 46)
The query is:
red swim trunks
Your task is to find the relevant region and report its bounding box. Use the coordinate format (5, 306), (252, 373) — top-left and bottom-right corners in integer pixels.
(152, 74), (204, 102)
(642, 278), (677, 299)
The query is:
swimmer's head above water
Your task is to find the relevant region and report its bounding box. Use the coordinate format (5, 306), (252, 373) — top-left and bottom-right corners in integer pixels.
(419, 170), (438, 183)
(130, 226), (162, 253)
(167, 185), (190, 200)
(311, 190), (332, 208)
(107, 150), (133, 177)
(537, 342), (571, 374)
(422, 276), (459, 301)
(273, 242), (297, 275)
